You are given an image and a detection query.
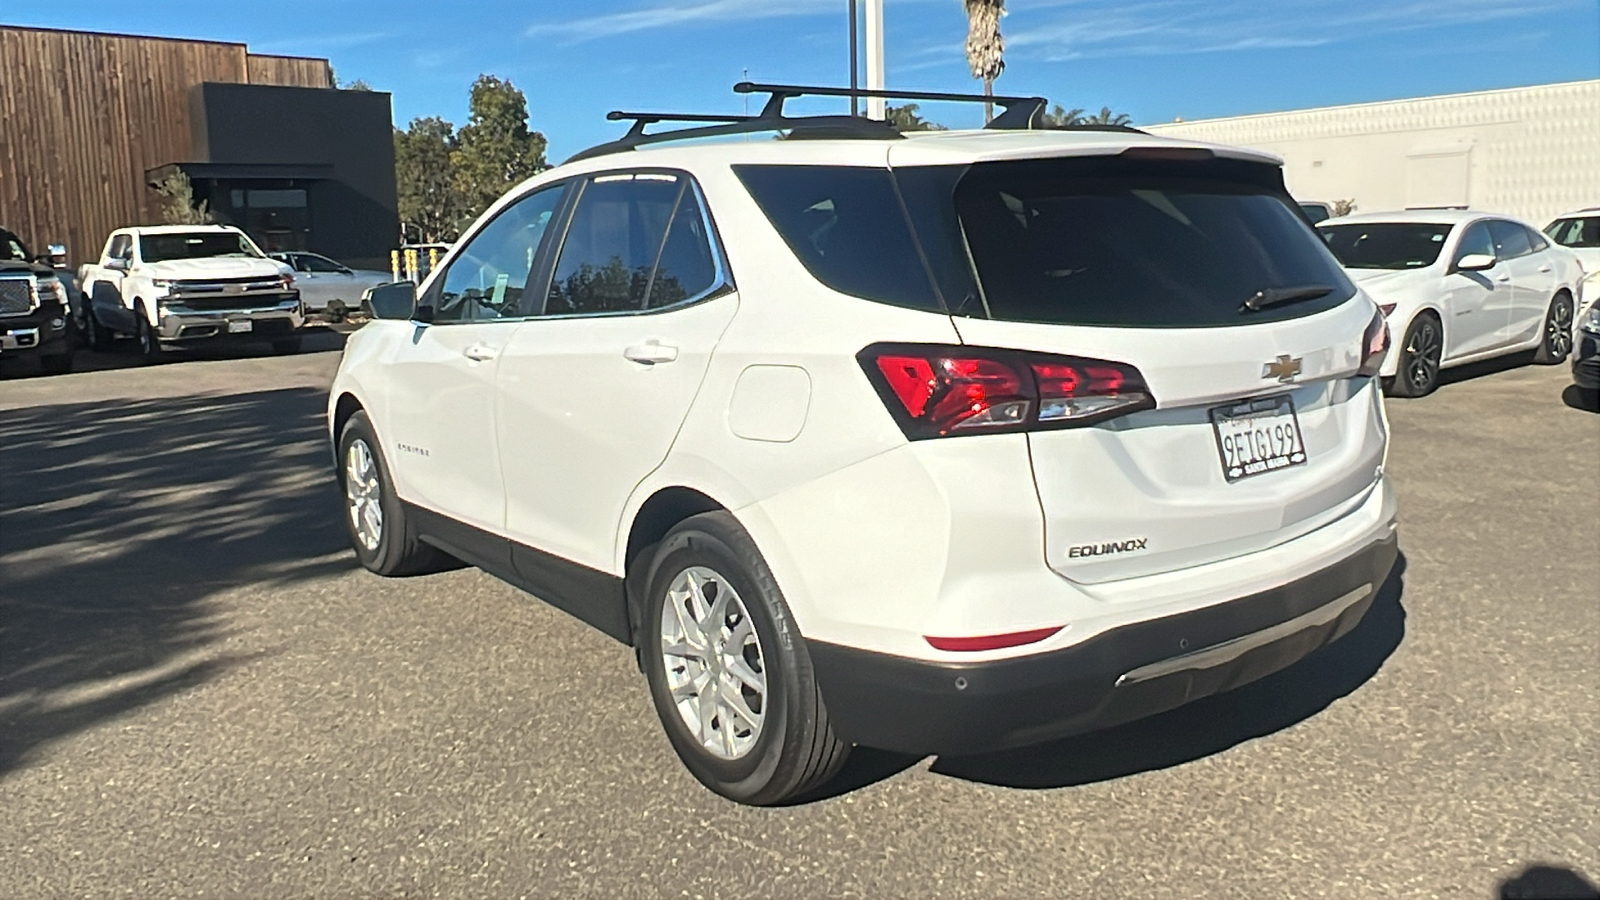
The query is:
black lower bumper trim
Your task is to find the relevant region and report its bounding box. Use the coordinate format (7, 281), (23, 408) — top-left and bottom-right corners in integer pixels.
(808, 534), (1399, 755)
(1573, 332), (1599, 390)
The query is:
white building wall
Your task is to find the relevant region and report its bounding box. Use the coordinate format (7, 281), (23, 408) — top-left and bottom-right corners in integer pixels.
(1146, 80), (1600, 228)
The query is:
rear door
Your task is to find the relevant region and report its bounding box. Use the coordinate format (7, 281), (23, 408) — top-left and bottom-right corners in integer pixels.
(496, 171), (737, 581)
(1487, 219), (1550, 347)
(918, 154), (1387, 584)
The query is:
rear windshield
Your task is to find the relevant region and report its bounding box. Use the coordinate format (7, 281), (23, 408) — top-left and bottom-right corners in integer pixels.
(139, 232), (263, 263)
(737, 157), (1355, 327)
(1545, 216), (1600, 249)
(1317, 223), (1452, 270)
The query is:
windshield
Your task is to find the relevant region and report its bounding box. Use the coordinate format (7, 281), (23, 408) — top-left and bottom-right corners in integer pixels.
(1, 229), (29, 262)
(139, 232), (263, 263)
(1317, 223), (1452, 270)
(1544, 216), (1600, 249)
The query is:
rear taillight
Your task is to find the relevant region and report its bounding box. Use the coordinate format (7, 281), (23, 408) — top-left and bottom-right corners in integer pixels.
(860, 344), (1156, 439)
(1358, 307), (1390, 377)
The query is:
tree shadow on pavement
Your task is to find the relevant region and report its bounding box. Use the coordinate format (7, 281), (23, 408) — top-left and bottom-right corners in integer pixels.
(927, 555), (1409, 790)
(0, 387), (354, 777)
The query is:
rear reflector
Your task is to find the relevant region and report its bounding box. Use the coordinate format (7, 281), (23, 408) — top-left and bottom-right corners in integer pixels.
(861, 343), (1155, 439)
(925, 626), (1064, 652)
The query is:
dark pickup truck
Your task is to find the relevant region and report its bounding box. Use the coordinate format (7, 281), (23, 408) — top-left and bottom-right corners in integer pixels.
(0, 227), (73, 375)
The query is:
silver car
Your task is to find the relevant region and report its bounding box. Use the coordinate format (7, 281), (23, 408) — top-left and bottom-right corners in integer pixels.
(271, 252), (390, 313)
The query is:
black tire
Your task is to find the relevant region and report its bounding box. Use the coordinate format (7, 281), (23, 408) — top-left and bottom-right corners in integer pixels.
(271, 336), (303, 355)
(1387, 313), (1443, 398)
(639, 512), (850, 805)
(336, 411), (453, 577)
(84, 297), (114, 352)
(1532, 292), (1574, 364)
(133, 302), (162, 364)
(40, 352), (74, 375)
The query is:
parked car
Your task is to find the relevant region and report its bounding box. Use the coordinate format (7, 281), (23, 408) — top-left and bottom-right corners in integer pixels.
(1543, 207), (1599, 318)
(1317, 210), (1583, 397)
(78, 225), (306, 360)
(270, 251), (390, 315)
(0, 226), (74, 374)
(1574, 301), (1600, 395)
(329, 85), (1399, 805)
(1299, 201), (1333, 224)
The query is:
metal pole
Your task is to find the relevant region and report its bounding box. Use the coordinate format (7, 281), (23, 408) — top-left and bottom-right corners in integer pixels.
(848, 0), (859, 117)
(863, 0), (885, 120)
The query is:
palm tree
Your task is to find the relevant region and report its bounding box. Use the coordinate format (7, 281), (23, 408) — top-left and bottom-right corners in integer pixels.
(963, 0), (1005, 122)
(1040, 105), (1086, 128)
(1084, 106), (1133, 127)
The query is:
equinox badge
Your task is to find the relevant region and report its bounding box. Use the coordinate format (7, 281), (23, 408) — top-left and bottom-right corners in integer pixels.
(1262, 354), (1303, 383)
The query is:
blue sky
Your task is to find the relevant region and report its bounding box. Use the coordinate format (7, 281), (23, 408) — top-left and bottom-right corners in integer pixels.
(11, 0), (1600, 160)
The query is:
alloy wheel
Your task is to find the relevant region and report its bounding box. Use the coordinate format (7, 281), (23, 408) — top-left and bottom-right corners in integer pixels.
(659, 566), (767, 760)
(1546, 297), (1573, 359)
(1406, 319), (1441, 394)
(345, 438), (383, 551)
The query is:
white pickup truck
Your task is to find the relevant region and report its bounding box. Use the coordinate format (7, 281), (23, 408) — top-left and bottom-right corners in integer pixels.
(78, 225), (306, 360)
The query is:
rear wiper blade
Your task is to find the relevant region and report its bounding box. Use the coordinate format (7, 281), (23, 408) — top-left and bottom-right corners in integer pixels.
(1241, 284), (1333, 313)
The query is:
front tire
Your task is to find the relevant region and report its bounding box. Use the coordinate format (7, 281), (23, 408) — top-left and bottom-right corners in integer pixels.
(1386, 313), (1443, 398)
(337, 411), (452, 576)
(84, 298), (114, 352)
(640, 512), (849, 805)
(1532, 292), (1574, 364)
(134, 302), (162, 364)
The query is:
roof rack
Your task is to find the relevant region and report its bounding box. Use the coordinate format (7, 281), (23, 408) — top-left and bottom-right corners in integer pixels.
(564, 81), (1052, 164)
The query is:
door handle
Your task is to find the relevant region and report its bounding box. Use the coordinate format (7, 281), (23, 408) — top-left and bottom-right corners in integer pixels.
(1538, 266), (1552, 273)
(463, 343), (498, 362)
(1495, 275), (1511, 283)
(624, 340), (679, 365)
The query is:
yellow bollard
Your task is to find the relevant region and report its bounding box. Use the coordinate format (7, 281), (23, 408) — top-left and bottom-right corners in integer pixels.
(428, 247), (439, 276)
(391, 249), (400, 282)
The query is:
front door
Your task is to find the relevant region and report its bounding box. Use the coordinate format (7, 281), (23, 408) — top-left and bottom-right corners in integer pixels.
(381, 182), (570, 539)
(1441, 221), (1510, 360)
(496, 172), (737, 580)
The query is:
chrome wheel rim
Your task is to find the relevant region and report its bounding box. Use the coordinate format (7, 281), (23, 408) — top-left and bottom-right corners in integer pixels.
(660, 566), (766, 760)
(1406, 320), (1441, 392)
(345, 439), (383, 551)
(1547, 298), (1573, 358)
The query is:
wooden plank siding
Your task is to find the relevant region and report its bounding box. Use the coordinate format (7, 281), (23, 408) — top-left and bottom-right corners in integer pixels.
(0, 26), (331, 265)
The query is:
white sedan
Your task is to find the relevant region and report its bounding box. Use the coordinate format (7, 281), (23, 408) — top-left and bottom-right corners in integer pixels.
(1544, 207), (1599, 314)
(1318, 210), (1583, 397)
(271, 252), (391, 314)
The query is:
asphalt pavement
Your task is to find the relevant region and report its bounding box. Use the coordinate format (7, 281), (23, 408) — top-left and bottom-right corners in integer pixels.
(1, 336), (1596, 899)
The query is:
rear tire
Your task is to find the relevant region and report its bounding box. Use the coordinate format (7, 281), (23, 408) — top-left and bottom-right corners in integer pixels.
(639, 512), (850, 805)
(337, 411), (453, 577)
(1386, 313), (1442, 398)
(1532, 292), (1574, 364)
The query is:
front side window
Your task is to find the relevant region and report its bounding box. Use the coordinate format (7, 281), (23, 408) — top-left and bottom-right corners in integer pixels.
(1453, 222), (1495, 264)
(434, 183), (566, 323)
(139, 231), (262, 263)
(1545, 216), (1600, 249)
(1321, 223), (1453, 270)
(1487, 220), (1532, 260)
(299, 254), (346, 273)
(107, 234), (133, 261)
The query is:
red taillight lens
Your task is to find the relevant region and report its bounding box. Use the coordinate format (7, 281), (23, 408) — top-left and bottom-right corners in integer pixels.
(861, 344), (1155, 439)
(1358, 307), (1390, 377)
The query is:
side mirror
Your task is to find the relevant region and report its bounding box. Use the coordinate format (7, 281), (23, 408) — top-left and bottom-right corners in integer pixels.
(47, 244), (67, 257)
(105, 258), (128, 271)
(1456, 253), (1496, 272)
(364, 281), (418, 320)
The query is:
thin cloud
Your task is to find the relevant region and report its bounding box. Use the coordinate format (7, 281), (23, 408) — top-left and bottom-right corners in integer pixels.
(526, 0), (839, 43)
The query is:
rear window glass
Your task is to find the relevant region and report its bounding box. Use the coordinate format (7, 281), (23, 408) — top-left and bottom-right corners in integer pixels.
(1319, 223), (1453, 270)
(954, 158), (1354, 327)
(734, 165), (941, 312)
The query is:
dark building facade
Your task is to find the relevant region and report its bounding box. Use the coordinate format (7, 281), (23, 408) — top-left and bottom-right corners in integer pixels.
(0, 26), (397, 270)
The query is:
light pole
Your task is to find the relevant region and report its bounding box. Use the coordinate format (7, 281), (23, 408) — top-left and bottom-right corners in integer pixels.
(863, 0), (885, 120)
(848, 0), (858, 116)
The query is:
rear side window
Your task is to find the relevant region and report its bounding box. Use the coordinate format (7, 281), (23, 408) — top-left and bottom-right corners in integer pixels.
(546, 174), (682, 315)
(1487, 220), (1533, 259)
(955, 158), (1354, 327)
(735, 165), (942, 312)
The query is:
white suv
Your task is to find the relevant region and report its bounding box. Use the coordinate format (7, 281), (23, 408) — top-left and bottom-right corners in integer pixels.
(328, 87), (1399, 805)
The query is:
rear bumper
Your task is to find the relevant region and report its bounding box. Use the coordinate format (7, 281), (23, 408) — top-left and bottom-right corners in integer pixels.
(808, 532), (1399, 755)
(1573, 331), (1599, 390)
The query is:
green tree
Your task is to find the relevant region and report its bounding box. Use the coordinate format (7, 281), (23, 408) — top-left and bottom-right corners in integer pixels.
(1040, 105), (1085, 127)
(451, 75), (549, 222)
(151, 170), (212, 225)
(884, 103), (947, 132)
(394, 116), (464, 243)
(1082, 106), (1133, 126)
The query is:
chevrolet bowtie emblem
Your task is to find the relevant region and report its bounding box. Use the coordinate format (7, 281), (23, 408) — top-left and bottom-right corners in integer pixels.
(1263, 354), (1303, 383)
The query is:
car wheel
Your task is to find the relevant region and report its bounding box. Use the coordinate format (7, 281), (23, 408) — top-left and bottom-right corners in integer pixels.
(134, 303), (162, 364)
(40, 352), (74, 375)
(84, 301), (114, 352)
(271, 336), (303, 355)
(639, 512), (850, 805)
(1532, 292), (1574, 364)
(1387, 313), (1443, 398)
(338, 411), (453, 577)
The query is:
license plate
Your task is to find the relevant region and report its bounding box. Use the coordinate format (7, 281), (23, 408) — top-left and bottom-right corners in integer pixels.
(1209, 394), (1308, 482)
(227, 319), (253, 333)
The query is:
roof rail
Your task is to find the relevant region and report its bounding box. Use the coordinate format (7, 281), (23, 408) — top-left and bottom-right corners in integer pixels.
(564, 81), (1052, 164)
